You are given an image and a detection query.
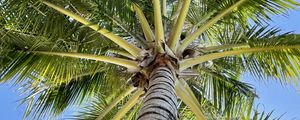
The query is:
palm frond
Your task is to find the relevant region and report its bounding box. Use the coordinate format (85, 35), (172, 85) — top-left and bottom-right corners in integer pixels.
(200, 68), (255, 97)
(175, 78), (206, 120)
(72, 88), (143, 120)
(180, 26), (300, 86)
(177, 25), (300, 118)
(176, 76), (254, 119)
(43, 1), (142, 57)
(178, 0), (247, 53)
(177, 0), (299, 53)
(99, 11), (148, 48)
(112, 89), (144, 120)
(220, 26), (300, 84)
(179, 50), (256, 118)
(19, 64), (129, 119)
(193, 72), (254, 117)
(0, 28), (127, 86)
(96, 87), (136, 120)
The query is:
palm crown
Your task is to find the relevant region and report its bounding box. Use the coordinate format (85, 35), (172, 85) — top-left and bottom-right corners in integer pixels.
(1, 0), (300, 119)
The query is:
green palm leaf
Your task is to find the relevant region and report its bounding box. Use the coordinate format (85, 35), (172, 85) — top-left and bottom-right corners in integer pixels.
(180, 26), (300, 85)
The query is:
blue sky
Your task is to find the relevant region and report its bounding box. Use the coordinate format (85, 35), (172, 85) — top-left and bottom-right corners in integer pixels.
(1, 4), (300, 120)
(0, 84), (26, 120)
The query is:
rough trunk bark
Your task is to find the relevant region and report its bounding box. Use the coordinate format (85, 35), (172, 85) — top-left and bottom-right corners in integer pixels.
(137, 66), (178, 120)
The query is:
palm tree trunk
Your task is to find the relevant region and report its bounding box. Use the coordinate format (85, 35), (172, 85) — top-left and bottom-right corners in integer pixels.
(137, 66), (178, 120)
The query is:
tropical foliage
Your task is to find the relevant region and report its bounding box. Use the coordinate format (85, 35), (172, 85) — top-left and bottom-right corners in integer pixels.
(0, 0), (300, 119)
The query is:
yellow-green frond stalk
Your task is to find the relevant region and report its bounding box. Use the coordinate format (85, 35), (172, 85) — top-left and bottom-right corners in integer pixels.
(175, 79), (206, 120)
(34, 51), (140, 71)
(153, 0), (165, 53)
(112, 89), (144, 120)
(133, 4), (155, 44)
(107, 49), (136, 60)
(178, 0), (247, 53)
(199, 43), (250, 52)
(168, 0), (191, 51)
(96, 87), (136, 120)
(43, 1), (142, 58)
(179, 45), (300, 71)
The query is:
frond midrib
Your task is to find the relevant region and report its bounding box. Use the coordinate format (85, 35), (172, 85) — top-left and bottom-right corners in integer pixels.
(180, 45), (300, 71)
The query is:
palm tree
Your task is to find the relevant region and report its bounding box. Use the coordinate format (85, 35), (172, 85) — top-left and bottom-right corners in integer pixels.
(1, 0), (300, 119)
